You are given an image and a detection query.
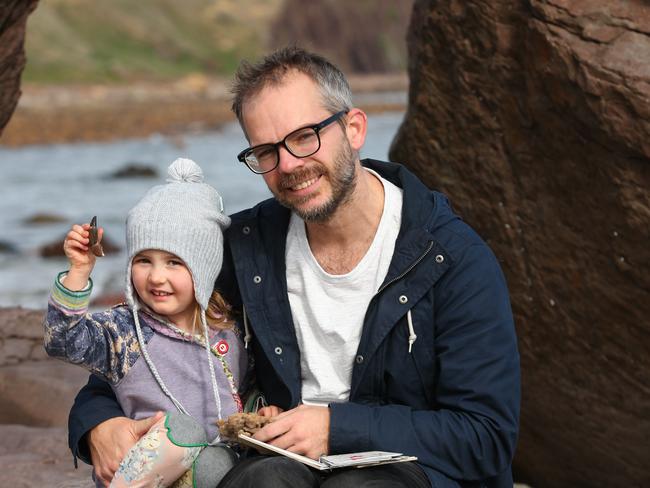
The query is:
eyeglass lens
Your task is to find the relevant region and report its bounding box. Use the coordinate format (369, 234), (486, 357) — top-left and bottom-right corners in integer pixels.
(247, 126), (320, 172)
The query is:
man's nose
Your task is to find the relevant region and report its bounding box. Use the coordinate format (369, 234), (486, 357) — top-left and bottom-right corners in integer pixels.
(276, 144), (305, 174)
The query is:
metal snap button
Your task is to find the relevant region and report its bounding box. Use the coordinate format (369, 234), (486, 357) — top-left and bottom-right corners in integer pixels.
(435, 254), (444, 264)
(242, 226), (251, 235)
(399, 295), (408, 304)
(253, 275), (262, 284)
(355, 355), (364, 364)
(274, 347), (283, 355)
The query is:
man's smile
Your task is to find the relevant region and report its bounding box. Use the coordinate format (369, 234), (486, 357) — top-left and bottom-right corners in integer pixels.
(290, 176), (320, 192)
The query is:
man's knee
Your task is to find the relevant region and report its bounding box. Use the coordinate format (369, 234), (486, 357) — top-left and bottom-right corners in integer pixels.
(320, 462), (431, 488)
(218, 456), (317, 488)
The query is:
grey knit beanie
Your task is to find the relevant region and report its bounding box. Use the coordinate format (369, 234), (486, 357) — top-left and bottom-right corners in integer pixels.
(125, 158), (231, 310)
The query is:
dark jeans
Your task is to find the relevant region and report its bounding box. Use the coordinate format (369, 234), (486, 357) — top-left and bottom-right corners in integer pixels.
(216, 456), (431, 488)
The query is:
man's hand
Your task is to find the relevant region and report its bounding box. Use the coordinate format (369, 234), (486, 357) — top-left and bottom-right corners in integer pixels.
(252, 404), (330, 460)
(257, 405), (284, 418)
(89, 412), (164, 486)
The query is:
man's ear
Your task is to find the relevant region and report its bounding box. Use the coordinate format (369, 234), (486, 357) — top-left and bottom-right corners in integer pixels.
(345, 108), (367, 151)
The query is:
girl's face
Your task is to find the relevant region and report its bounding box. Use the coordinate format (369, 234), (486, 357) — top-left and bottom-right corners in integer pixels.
(131, 250), (195, 332)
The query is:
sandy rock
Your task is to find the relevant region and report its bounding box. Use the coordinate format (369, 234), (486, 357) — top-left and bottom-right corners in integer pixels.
(0, 307), (94, 485)
(1, 307), (46, 347)
(0, 361), (90, 426)
(0, 307), (91, 426)
(391, 1), (650, 487)
(0, 424), (93, 488)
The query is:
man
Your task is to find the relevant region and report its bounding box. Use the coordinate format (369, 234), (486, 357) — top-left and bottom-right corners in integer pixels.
(69, 47), (520, 488)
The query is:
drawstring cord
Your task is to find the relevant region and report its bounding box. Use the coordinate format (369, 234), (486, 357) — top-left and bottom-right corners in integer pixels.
(132, 303), (190, 416)
(200, 311), (223, 445)
(243, 305), (252, 349)
(407, 309), (417, 353)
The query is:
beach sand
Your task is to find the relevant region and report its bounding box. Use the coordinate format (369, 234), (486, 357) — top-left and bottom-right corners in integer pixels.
(1, 73), (408, 147)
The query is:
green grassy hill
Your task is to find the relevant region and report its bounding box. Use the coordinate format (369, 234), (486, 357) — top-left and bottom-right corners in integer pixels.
(23, 0), (412, 85)
(23, 0), (283, 83)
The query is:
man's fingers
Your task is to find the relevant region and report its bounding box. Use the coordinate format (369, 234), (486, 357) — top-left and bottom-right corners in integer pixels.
(132, 411), (164, 437)
(257, 405), (283, 417)
(271, 409), (294, 421)
(253, 415), (290, 442)
(264, 431), (296, 451)
(95, 469), (112, 487)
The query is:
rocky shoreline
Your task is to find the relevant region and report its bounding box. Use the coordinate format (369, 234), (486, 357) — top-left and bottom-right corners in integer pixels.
(0, 74), (408, 147)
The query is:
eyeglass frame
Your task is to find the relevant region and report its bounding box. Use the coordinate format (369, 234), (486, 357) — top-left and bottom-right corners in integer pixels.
(237, 110), (349, 174)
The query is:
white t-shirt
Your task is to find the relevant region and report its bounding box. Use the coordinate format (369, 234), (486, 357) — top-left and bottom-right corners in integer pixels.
(285, 169), (403, 405)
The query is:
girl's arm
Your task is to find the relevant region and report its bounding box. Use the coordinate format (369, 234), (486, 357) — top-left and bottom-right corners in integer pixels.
(44, 273), (139, 385)
(61, 222), (103, 290)
(43, 222), (140, 385)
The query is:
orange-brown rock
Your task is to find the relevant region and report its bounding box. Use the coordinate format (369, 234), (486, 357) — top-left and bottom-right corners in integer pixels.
(390, 1), (650, 487)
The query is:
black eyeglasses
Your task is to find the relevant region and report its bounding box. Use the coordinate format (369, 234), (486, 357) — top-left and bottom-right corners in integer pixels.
(237, 110), (348, 174)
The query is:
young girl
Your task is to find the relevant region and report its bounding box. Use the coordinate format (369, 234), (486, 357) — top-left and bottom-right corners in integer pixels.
(44, 158), (247, 488)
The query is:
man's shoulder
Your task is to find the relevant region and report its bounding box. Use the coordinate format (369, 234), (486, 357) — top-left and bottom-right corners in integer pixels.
(228, 197), (286, 224)
(225, 197), (291, 245)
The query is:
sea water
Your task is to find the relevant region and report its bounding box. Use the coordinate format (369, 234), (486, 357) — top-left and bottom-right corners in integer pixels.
(0, 111), (405, 308)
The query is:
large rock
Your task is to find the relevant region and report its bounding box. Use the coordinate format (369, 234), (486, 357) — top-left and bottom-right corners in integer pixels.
(0, 424), (92, 487)
(390, 1), (650, 487)
(0, 307), (90, 427)
(0, 0), (39, 134)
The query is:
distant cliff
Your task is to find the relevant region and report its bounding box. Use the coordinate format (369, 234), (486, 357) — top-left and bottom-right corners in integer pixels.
(22, 0), (411, 84)
(270, 0), (413, 73)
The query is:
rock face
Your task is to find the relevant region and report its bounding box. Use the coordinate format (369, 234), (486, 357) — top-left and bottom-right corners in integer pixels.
(0, 0), (39, 134)
(0, 424), (93, 488)
(0, 307), (92, 486)
(0, 307), (90, 427)
(390, 1), (650, 487)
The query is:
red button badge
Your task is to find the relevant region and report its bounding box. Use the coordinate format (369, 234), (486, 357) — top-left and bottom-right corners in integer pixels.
(215, 339), (229, 355)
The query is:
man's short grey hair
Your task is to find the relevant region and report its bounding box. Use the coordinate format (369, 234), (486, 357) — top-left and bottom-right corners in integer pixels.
(231, 46), (353, 136)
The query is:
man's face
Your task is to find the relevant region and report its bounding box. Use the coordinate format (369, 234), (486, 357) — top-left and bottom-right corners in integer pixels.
(241, 72), (359, 222)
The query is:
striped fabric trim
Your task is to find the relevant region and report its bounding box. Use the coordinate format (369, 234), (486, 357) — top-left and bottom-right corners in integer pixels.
(49, 271), (93, 313)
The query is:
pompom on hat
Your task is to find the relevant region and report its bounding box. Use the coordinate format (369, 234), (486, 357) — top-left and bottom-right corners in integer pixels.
(125, 157), (231, 310)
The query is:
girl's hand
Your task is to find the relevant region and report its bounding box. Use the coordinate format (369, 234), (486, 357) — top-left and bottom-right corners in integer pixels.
(62, 223), (103, 291)
(257, 405), (284, 418)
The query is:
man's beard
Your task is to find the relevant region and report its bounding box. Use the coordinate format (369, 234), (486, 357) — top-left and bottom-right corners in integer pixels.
(273, 140), (357, 222)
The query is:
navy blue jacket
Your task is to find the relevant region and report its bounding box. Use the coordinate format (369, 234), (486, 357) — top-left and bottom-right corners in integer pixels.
(69, 160), (520, 487)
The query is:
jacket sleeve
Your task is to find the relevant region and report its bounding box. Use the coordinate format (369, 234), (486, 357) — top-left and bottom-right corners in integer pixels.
(68, 374), (124, 465)
(328, 243), (521, 480)
(43, 272), (139, 384)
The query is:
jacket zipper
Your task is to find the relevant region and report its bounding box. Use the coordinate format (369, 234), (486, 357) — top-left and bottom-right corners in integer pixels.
(363, 240), (435, 400)
(376, 240), (435, 295)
